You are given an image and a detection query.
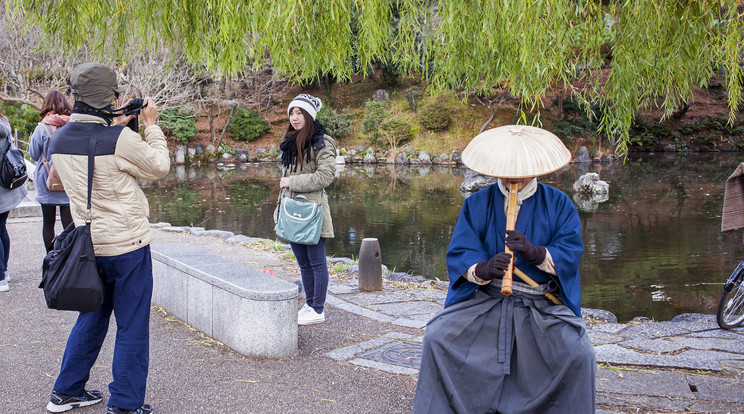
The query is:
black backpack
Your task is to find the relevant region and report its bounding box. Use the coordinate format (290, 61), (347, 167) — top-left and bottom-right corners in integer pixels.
(0, 139), (28, 189)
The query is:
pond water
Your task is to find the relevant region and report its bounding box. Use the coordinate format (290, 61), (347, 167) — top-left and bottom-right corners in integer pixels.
(142, 153), (744, 322)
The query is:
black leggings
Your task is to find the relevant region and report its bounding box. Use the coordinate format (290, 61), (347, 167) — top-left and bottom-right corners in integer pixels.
(41, 205), (73, 252)
(0, 211), (9, 272)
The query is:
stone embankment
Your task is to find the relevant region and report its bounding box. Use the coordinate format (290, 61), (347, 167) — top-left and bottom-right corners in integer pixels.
(175, 143), (616, 167)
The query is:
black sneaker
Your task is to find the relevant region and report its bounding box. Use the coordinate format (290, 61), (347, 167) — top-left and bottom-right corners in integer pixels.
(46, 389), (103, 412)
(106, 404), (153, 414)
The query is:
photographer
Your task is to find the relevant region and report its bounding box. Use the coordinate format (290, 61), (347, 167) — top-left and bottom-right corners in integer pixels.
(45, 63), (169, 414)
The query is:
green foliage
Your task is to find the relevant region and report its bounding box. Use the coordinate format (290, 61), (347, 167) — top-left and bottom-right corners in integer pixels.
(418, 102), (450, 131)
(381, 61), (402, 87)
(551, 97), (601, 143)
(219, 145), (235, 154)
(628, 118), (679, 148)
(10, 0), (744, 155)
(1, 102), (39, 148)
(316, 106), (353, 138)
(380, 118), (413, 148)
(227, 107), (270, 142)
(678, 115), (744, 148)
(266, 147), (280, 159)
(330, 261), (349, 273)
(253, 239), (286, 251)
(405, 86), (422, 112)
(159, 107), (198, 145)
(362, 100), (390, 141)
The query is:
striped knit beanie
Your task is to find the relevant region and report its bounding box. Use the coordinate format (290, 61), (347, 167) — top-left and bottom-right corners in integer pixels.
(287, 94), (322, 120)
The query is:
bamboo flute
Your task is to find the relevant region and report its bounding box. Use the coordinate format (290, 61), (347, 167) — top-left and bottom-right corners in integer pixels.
(501, 182), (519, 296)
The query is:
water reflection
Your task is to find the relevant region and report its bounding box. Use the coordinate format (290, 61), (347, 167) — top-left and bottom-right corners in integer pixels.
(142, 153), (744, 322)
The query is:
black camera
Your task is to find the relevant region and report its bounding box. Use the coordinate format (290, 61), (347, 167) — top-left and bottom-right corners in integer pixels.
(122, 98), (147, 116)
(121, 98), (148, 131)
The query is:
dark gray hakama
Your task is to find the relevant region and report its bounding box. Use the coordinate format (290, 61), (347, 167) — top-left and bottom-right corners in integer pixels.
(412, 285), (596, 414)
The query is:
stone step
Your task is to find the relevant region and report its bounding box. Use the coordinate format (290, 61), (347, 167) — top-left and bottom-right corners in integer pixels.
(9, 189), (41, 219)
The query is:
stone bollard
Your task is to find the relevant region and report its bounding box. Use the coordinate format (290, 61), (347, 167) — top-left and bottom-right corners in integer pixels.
(358, 238), (382, 292)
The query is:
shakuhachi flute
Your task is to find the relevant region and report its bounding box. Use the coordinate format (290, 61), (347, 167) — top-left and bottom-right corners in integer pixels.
(501, 182), (520, 296)
(501, 181), (564, 306)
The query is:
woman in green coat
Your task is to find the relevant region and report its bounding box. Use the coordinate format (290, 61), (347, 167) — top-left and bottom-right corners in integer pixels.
(278, 94), (337, 325)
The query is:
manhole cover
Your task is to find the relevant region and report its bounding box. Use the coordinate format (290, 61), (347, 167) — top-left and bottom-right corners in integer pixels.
(358, 340), (422, 369)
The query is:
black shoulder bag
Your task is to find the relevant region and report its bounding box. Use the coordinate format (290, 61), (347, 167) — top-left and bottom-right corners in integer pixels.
(39, 128), (104, 312)
(0, 137), (28, 189)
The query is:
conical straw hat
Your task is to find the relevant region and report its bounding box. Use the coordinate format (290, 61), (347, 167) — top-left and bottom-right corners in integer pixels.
(461, 125), (572, 178)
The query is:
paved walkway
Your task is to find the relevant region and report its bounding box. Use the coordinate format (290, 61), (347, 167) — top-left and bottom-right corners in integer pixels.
(3, 193), (744, 413)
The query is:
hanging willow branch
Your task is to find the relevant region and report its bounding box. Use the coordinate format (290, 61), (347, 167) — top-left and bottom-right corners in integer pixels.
(5, 0), (744, 154)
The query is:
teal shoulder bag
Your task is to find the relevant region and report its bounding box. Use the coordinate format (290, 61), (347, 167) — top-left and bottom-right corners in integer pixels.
(275, 193), (324, 245)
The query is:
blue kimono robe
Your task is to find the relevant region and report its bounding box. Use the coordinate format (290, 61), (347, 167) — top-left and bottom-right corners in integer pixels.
(444, 182), (584, 317)
(412, 182), (595, 414)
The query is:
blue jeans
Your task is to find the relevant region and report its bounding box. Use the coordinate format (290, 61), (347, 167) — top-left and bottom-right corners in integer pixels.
(53, 246), (153, 410)
(291, 238), (329, 313)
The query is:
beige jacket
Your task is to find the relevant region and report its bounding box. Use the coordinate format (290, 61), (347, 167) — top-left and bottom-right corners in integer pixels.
(52, 114), (170, 256)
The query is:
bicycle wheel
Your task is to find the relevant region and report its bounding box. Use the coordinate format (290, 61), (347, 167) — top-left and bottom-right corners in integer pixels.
(716, 261), (744, 330)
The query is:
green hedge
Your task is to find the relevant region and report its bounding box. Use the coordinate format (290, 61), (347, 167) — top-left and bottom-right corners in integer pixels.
(419, 102), (450, 131)
(159, 107), (199, 144)
(1, 102), (40, 149)
(227, 107), (270, 142)
(316, 106), (353, 138)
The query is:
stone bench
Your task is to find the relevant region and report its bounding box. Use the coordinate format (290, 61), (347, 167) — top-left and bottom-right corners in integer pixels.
(150, 243), (298, 358)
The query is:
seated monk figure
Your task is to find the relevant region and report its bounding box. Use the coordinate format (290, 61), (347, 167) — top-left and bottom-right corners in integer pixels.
(412, 125), (596, 414)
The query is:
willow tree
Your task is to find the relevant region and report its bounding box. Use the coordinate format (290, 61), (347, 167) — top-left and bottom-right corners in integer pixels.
(6, 0), (744, 154)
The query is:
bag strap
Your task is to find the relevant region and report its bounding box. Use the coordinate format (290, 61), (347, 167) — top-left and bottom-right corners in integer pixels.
(40, 124), (53, 174)
(0, 135), (11, 157)
(85, 126), (103, 222)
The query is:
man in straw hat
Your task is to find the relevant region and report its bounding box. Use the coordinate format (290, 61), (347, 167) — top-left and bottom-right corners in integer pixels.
(412, 125), (596, 413)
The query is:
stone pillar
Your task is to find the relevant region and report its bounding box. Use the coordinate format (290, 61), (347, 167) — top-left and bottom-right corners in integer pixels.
(358, 238), (382, 292)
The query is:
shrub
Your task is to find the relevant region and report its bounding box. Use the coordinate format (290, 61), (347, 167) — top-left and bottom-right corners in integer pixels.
(381, 62), (402, 87)
(405, 86), (422, 112)
(418, 102), (451, 131)
(227, 107), (270, 142)
(380, 118), (413, 148)
(629, 118), (679, 147)
(316, 106), (353, 138)
(159, 107), (198, 144)
(1, 102), (40, 149)
(362, 100), (390, 141)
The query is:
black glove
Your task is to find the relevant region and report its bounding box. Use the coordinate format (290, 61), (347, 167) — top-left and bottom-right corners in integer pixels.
(505, 230), (546, 265)
(474, 252), (512, 281)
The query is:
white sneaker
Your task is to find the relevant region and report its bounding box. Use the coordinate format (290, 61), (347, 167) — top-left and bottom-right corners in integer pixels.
(0, 278), (8, 292)
(298, 304), (325, 325)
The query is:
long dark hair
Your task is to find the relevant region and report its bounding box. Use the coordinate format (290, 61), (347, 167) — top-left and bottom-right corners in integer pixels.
(282, 108), (315, 166)
(40, 90), (71, 119)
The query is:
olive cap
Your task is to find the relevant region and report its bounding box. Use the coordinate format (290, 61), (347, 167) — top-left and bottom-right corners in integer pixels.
(68, 63), (124, 109)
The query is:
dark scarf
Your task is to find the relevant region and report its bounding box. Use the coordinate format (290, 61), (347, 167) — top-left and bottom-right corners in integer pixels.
(280, 120), (328, 171)
(72, 101), (116, 125)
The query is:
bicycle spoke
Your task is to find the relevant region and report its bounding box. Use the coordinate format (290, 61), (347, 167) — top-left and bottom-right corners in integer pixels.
(719, 282), (744, 329)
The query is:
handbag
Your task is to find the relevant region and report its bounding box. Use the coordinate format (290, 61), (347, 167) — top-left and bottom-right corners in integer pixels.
(39, 129), (103, 312)
(0, 138), (28, 190)
(40, 124), (64, 191)
(275, 193), (324, 245)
